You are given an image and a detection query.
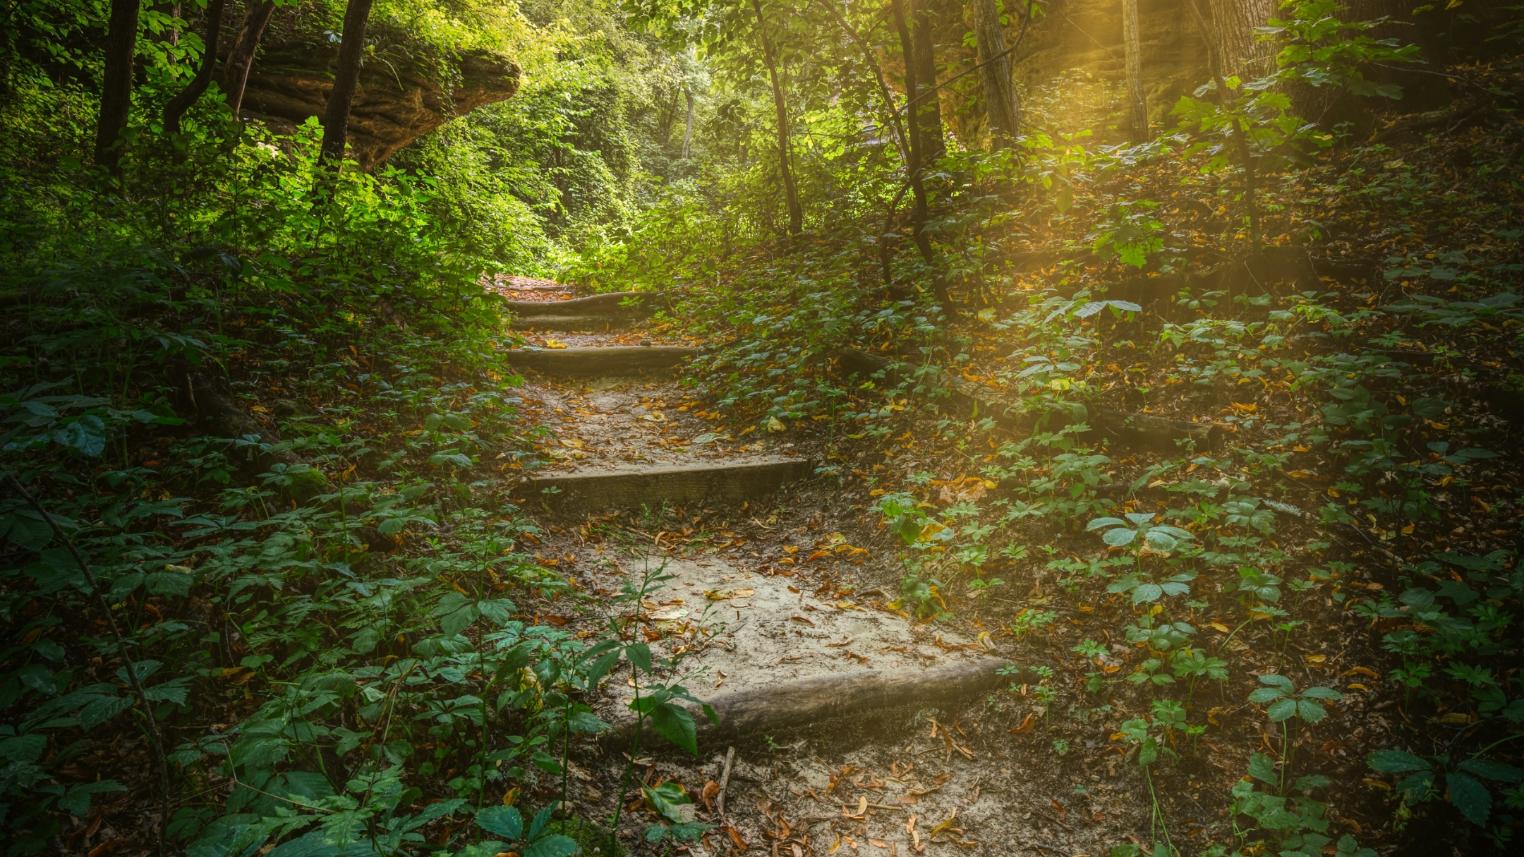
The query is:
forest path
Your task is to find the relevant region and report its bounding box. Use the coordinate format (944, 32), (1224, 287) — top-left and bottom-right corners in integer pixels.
(500, 284), (1096, 855)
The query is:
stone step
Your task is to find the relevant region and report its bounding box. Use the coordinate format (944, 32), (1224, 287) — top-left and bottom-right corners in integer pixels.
(519, 457), (811, 511)
(505, 345), (697, 376)
(511, 314), (634, 331)
(503, 291), (651, 319)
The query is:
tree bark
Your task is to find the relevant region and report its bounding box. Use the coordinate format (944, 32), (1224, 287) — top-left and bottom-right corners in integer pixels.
(972, 0), (1020, 143)
(908, 0), (945, 162)
(319, 0), (376, 167)
(750, 0), (803, 236)
(222, 1), (276, 118)
(94, 0), (142, 173)
(890, 0), (949, 310)
(163, 0), (228, 136)
(1207, 0), (1274, 79)
(1122, 0), (1147, 141)
(681, 87), (694, 159)
(1188, 0), (1260, 249)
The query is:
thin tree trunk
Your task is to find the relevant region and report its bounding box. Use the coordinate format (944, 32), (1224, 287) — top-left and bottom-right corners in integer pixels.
(750, 0), (803, 236)
(223, 1), (276, 118)
(890, 0), (949, 310)
(1122, 0), (1147, 141)
(1207, 0), (1274, 79)
(319, 0), (375, 167)
(1187, 0), (1260, 249)
(972, 0), (1020, 143)
(95, 0), (142, 173)
(164, 0), (228, 136)
(681, 88), (694, 159)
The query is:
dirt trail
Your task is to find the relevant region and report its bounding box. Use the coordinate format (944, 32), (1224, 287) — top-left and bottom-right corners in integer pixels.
(506, 291), (1132, 856)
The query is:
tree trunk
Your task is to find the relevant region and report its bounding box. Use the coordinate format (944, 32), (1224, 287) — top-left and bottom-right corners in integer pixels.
(749, 0), (803, 236)
(1122, 0), (1147, 141)
(909, 0), (945, 162)
(972, 0), (1020, 143)
(681, 88), (694, 159)
(890, 0), (950, 310)
(163, 0), (228, 136)
(1208, 0), (1275, 79)
(94, 0), (142, 173)
(1188, 0), (1260, 249)
(319, 0), (376, 167)
(223, 1), (276, 118)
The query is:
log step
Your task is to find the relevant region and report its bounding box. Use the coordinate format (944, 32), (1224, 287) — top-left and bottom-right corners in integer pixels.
(503, 291), (651, 318)
(519, 457), (811, 511)
(505, 345), (697, 376)
(603, 657), (1021, 752)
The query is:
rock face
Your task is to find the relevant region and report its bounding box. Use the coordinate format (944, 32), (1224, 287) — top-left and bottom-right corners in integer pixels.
(232, 28), (519, 169)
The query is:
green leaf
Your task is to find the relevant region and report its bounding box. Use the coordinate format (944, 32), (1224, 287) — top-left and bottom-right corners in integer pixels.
(434, 592), (479, 636)
(625, 642), (652, 672)
(0, 734), (46, 763)
(0, 509), (54, 551)
(265, 830), (341, 857)
(1267, 698), (1297, 722)
(1248, 687), (1285, 704)
(528, 805), (555, 839)
(1300, 686), (1342, 701)
(1248, 752), (1278, 785)
(476, 805), (523, 839)
(53, 415), (106, 457)
(642, 781), (694, 824)
(1367, 750), (1430, 775)
(524, 835), (579, 857)
(1296, 699), (1327, 723)
(1447, 771), (1491, 826)
(1103, 527), (1138, 548)
(1458, 758), (1524, 784)
(642, 700), (698, 755)
(585, 650), (621, 687)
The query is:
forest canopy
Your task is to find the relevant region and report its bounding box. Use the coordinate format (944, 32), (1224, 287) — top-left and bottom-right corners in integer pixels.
(3, 0), (1524, 855)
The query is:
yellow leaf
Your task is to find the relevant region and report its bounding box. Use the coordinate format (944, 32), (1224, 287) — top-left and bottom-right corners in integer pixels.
(917, 521), (948, 542)
(543, 339), (568, 349)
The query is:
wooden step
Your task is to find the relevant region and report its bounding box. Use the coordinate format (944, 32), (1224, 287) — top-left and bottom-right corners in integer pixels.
(519, 457), (811, 511)
(505, 345), (697, 376)
(503, 291), (651, 318)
